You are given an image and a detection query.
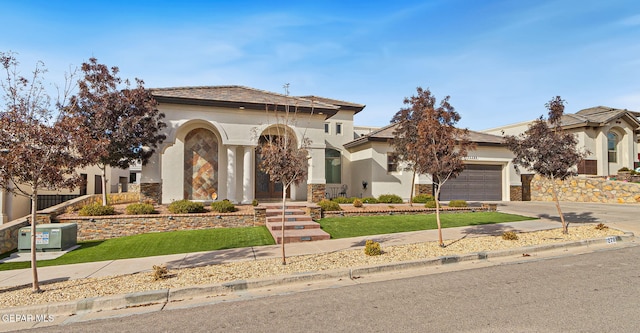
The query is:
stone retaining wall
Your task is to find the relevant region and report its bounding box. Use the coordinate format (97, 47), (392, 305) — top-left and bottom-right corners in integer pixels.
(322, 206), (488, 219)
(58, 213), (258, 241)
(531, 175), (640, 203)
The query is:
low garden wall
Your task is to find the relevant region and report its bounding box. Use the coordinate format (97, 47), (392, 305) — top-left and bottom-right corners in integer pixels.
(322, 205), (490, 219)
(58, 213), (257, 241)
(531, 175), (640, 203)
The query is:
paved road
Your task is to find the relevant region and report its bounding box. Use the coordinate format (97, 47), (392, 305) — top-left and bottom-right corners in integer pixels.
(17, 245), (640, 333)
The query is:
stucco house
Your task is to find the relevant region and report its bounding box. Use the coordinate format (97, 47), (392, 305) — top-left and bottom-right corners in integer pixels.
(138, 85), (521, 205)
(484, 106), (640, 176)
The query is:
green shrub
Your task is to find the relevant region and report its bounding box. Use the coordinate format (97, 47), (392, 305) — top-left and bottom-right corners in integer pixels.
(364, 240), (382, 256)
(125, 203), (155, 215)
(412, 194), (435, 203)
(211, 200), (237, 213)
(332, 196), (355, 204)
(448, 200), (468, 207)
(501, 231), (519, 240)
(361, 197), (378, 204)
(78, 203), (116, 216)
(618, 167), (631, 172)
(168, 200), (205, 214)
(251, 199), (259, 206)
(377, 194), (403, 204)
(318, 199), (342, 211)
(353, 198), (363, 208)
(425, 201), (438, 208)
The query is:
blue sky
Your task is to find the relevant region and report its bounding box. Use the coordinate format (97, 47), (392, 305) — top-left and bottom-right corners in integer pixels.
(3, 0), (640, 130)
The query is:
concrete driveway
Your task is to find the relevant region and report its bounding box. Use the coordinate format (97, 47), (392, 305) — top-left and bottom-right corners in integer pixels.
(491, 201), (640, 236)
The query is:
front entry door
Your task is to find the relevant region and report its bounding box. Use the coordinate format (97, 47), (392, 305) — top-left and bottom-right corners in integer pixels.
(255, 150), (289, 199)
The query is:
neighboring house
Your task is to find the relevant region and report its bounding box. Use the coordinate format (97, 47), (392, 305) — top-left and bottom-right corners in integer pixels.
(0, 165), (129, 223)
(484, 106), (640, 177)
(138, 85), (522, 204)
(344, 124), (520, 202)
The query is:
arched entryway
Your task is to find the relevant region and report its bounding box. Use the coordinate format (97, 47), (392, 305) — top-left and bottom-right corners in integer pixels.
(184, 128), (219, 200)
(254, 126), (297, 200)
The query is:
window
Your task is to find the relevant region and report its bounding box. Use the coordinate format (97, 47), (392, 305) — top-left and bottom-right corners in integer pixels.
(324, 123), (330, 134)
(336, 123), (342, 135)
(607, 132), (618, 163)
(325, 149), (342, 183)
(387, 153), (398, 172)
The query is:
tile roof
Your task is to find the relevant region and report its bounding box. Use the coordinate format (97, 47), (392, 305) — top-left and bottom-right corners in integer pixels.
(344, 123), (504, 149)
(561, 106), (640, 129)
(150, 85), (340, 113)
(297, 96), (366, 114)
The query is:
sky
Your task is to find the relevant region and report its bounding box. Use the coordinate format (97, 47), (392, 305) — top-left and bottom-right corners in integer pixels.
(2, 0), (640, 130)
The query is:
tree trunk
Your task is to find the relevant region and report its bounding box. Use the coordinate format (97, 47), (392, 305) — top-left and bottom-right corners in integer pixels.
(434, 186), (444, 247)
(281, 184), (287, 265)
(30, 189), (40, 292)
(101, 166), (108, 206)
(409, 170), (416, 207)
(550, 175), (568, 234)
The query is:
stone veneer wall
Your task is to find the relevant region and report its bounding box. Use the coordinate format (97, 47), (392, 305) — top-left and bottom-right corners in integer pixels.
(59, 213), (259, 241)
(510, 185), (523, 201)
(322, 206), (487, 219)
(531, 175), (640, 203)
(414, 184), (433, 196)
(307, 184), (326, 203)
(140, 183), (162, 203)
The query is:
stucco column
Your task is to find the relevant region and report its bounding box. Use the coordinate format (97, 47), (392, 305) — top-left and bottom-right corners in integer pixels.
(242, 146), (254, 204)
(140, 151), (163, 203)
(0, 189), (7, 224)
(226, 146), (237, 203)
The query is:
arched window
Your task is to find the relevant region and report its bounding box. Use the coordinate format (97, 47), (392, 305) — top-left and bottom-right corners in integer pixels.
(607, 132), (619, 163)
(325, 148), (342, 184)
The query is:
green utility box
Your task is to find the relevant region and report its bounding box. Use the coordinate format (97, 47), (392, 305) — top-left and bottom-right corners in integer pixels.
(18, 223), (78, 252)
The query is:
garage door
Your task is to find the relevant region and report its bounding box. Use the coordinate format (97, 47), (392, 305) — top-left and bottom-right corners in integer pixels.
(439, 164), (502, 201)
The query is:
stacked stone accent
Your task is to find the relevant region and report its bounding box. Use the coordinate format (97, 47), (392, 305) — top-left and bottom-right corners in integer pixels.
(510, 185), (523, 201)
(253, 206), (266, 224)
(306, 205), (322, 221)
(307, 184), (326, 203)
(0, 219), (30, 254)
(59, 213), (257, 241)
(322, 206), (487, 219)
(414, 184), (433, 196)
(531, 175), (640, 203)
(140, 182), (162, 203)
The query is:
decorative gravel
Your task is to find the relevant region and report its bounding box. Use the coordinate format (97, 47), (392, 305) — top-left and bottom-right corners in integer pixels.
(0, 225), (624, 309)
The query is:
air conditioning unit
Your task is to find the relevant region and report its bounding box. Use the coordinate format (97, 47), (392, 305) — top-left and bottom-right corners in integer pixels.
(18, 223), (78, 252)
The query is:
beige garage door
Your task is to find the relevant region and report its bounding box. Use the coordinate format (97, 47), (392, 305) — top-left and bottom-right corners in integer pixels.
(439, 164), (502, 201)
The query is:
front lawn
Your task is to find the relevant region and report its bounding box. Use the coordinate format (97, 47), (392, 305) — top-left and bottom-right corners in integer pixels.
(319, 212), (537, 239)
(0, 226), (275, 271)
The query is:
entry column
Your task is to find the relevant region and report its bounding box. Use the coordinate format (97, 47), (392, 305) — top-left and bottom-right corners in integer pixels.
(242, 145), (255, 204)
(226, 145), (237, 203)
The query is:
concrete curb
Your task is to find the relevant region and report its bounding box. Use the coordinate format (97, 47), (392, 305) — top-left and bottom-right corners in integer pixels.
(0, 233), (635, 317)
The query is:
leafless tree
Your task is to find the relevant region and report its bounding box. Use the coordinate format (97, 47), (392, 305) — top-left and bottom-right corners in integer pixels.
(256, 84), (311, 265)
(392, 87), (474, 247)
(0, 52), (103, 292)
(504, 96), (588, 234)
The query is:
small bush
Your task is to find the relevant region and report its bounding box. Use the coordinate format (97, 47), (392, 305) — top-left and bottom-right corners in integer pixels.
(168, 200), (205, 214)
(618, 167), (631, 172)
(595, 223), (609, 230)
(378, 194), (403, 204)
(502, 231), (519, 240)
(412, 194), (435, 203)
(78, 203), (116, 216)
(318, 199), (342, 211)
(332, 196), (355, 204)
(364, 240), (382, 256)
(425, 201), (438, 208)
(125, 203), (155, 215)
(353, 199), (363, 208)
(211, 199), (237, 213)
(361, 197), (378, 204)
(448, 200), (468, 207)
(251, 199), (259, 206)
(152, 264), (168, 281)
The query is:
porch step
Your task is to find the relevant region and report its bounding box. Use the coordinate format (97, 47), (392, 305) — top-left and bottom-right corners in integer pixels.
(264, 205), (330, 244)
(270, 228), (331, 244)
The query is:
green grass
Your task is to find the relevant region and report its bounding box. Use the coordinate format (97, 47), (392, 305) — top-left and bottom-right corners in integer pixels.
(0, 226), (275, 271)
(319, 212), (537, 239)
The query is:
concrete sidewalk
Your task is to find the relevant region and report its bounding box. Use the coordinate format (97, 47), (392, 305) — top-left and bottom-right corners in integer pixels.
(1, 201), (638, 290)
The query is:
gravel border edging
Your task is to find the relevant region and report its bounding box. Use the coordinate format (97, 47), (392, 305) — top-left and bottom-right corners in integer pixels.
(0, 232), (634, 317)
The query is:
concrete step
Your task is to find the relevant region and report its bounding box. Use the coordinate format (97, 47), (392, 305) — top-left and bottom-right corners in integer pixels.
(266, 215), (313, 223)
(269, 228), (331, 244)
(266, 220), (322, 230)
(265, 209), (306, 217)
